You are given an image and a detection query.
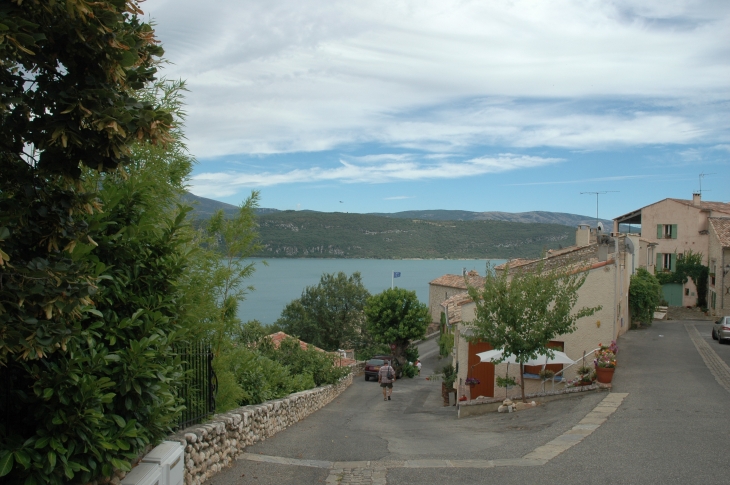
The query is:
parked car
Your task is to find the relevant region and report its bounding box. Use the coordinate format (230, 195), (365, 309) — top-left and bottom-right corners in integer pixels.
(371, 355), (403, 378)
(364, 359), (385, 381)
(713, 316), (730, 342)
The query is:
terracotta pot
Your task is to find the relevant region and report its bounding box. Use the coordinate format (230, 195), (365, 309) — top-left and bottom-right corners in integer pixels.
(596, 366), (615, 383)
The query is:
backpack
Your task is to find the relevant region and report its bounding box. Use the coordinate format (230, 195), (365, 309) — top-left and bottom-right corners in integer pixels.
(387, 366), (394, 380)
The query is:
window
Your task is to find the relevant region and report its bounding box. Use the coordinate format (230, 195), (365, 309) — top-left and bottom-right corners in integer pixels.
(663, 254), (672, 270)
(657, 224), (678, 239)
(710, 260), (716, 287)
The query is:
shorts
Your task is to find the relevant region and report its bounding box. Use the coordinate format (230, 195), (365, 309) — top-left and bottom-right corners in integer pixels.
(380, 382), (393, 388)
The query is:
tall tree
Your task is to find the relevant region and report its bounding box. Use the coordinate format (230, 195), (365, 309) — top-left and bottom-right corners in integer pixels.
(276, 272), (371, 351)
(466, 263), (601, 402)
(364, 287), (430, 366)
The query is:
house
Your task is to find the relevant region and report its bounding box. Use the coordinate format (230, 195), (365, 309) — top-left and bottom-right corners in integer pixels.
(613, 193), (730, 307)
(708, 218), (730, 316)
(446, 225), (631, 400)
(428, 270), (485, 329)
(267, 331), (357, 367)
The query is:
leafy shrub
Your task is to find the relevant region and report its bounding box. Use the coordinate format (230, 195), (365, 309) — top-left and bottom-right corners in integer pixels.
(438, 332), (454, 357)
(402, 363), (418, 378)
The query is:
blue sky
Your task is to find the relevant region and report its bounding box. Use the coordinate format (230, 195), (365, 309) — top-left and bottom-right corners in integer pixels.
(144, 0), (729, 219)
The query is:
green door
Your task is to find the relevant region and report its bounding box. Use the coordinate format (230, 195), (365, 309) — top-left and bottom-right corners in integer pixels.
(662, 284), (683, 307)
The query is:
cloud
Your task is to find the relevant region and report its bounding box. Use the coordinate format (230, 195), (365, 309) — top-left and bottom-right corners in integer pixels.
(507, 174), (651, 186)
(144, 0), (730, 159)
(189, 153), (563, 197)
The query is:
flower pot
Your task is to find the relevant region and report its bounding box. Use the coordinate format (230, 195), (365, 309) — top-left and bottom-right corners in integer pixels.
(596, 366), (615, 384)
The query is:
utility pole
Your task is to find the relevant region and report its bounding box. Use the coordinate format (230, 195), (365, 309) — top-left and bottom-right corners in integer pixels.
(581, 191), (619, 227)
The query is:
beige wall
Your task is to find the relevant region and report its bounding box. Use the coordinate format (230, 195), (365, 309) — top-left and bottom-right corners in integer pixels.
(429, 283), (460, 324)
(640, 199), (713, 307)
(708, 224), (730, 317)
(453, 252), (630, 398)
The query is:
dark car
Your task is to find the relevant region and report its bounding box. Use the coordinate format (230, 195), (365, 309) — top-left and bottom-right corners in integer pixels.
(371, 355), (403, 378)
(364, 358), (386, 381)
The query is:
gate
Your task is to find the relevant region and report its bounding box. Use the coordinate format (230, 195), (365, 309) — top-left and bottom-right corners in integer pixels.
(661, 283), (683, 307)
(175, 341), (217, 430)
(467, 341), (495, 398)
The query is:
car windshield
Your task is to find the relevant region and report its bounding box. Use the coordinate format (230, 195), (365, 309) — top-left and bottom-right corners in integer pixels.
(368, 359), (385, 366)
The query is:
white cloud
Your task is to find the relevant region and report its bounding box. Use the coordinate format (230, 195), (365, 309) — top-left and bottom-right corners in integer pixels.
(144, 0), (730, 158)
(189, 153), (563, 197)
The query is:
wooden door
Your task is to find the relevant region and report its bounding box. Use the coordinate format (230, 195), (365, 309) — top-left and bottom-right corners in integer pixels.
(467, 341), (495, 398)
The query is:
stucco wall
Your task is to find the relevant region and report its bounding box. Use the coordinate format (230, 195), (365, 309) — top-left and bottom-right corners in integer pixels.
(708, 223), (729, 316)
(453, 254), (629, 398)
(429, 283), (462, 324)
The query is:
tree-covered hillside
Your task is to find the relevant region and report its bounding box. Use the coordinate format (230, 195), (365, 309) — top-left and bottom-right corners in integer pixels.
(254, 211), (574, 259)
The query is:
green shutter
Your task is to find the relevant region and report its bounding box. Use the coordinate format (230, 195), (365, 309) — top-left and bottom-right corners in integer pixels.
(656, 252), (662, 271)
(657, 224), (663, 239)
(670, 253), (677, 272)
(671, 224), (678, 239)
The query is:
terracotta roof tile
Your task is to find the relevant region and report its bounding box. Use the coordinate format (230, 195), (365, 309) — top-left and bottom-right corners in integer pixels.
(429, 271), (485, 289)
(669, 198), (730, 215)
(493, 258), (538, 270)
(709, 217), (730, 247)
(441, 292), (473, 324)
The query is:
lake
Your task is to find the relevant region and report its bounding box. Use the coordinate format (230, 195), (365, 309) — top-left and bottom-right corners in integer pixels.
(236, 258), (506, 325)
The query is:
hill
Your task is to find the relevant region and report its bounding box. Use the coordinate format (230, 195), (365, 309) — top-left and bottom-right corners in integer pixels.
(254, 211), (574, 259)
(182, 192), (281, 217)
(367, 209), (613, 228)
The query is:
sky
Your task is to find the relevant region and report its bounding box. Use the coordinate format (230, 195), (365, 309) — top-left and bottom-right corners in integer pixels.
(143, 0), (729, 220)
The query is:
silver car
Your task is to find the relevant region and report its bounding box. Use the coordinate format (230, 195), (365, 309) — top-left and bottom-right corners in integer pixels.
(713, 316), (730, 342)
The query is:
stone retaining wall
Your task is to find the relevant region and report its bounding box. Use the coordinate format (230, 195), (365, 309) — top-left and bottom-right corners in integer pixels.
(167, 370), (357, 485)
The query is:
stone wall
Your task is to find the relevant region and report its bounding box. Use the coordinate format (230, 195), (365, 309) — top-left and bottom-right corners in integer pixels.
(165, 370), (357, 485)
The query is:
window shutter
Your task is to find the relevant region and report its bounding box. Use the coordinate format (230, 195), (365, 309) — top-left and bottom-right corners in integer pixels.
(657, 224), (663, 239)
(671, 224), (678, 239)
(670, 253), (677, 272)
(656, 253), (662, 271)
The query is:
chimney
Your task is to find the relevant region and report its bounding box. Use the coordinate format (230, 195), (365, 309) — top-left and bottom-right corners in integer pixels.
(692, 193), (701, 207)
(576, 224), (590, 247)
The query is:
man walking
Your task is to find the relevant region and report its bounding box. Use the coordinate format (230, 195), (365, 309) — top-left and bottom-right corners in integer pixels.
(378, 359), (396, 401)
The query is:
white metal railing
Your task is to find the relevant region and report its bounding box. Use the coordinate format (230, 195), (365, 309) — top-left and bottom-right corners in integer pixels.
(544, 348), (601, 392)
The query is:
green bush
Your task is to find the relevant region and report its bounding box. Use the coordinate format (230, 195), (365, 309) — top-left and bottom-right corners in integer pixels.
(402, 363), (418, 378)
(438, 332), (454, 357)
(629, 268), (662, 327)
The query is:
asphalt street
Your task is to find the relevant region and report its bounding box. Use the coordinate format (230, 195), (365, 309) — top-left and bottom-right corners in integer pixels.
(211, 322), (730, 485)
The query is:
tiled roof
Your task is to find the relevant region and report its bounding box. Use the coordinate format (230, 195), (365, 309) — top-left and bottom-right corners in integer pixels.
(268, 331), (318, 351)
(441, 292), (473, 325)
(429, 271), (485, 289)
(493, 258), (538, 270)
(709, 218), (730, 247)
(668, 198), (730, 215)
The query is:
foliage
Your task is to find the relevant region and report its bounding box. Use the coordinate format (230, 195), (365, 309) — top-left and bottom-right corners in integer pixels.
(429, 364), (457, 387)
(254, 211), (575, 259)
(214, 336), (349, 413)
(439, 332), (454, 357)
(496, 375), (517, 388)
(538, 369), (555, 380)
(402, 363), (418, 378)
(0, 77), (192, 483)
(465, 377), (481, 386)
(354, 343), (391, 362)
(466, 262), (601, 402)
(365, 288), (430, 366)
(594, 341), (618, 369)
(629, 268), (662, 327)
(276, 272), (371, 352)
(404, 346), (419, 364)
(654, 250), (709, 307)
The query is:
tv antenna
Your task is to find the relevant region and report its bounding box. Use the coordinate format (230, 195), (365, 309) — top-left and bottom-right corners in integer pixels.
(698, 172), (715, 195)
(581, 191), (619, 227)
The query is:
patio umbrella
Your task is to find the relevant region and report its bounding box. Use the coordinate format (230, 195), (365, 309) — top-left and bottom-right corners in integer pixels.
(524, 350), (575, 366)
(476, 349), (521, 364)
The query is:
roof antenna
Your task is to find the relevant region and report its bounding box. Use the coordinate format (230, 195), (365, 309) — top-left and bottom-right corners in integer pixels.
(580, 191), (619, 227)
(698, 172), (715, 196)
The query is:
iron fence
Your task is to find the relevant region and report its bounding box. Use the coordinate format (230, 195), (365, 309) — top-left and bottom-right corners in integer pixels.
(174, 341), (217, 430)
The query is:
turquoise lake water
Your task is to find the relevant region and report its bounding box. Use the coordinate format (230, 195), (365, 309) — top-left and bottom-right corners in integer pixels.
(237, 258), (507, 325)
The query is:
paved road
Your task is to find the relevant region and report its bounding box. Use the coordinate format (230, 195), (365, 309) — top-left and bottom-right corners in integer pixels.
(211, 322), (730, 485)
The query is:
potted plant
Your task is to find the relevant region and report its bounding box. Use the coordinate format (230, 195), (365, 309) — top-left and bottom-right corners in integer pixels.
(428, 364), (457, 406)
(496, 375), (517, 399)
(465, 377), (481, 387)
(538, 368), (555, 392)
(594, 342), (617, 383)
(575, 365), (593, 386)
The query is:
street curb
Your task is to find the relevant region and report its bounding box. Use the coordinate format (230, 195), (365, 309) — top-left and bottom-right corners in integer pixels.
(412, 332), (440, 346)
